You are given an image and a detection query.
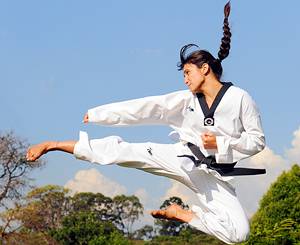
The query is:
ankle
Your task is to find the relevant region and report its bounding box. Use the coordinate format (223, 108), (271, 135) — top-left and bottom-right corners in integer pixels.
(45, 141), (58, 152)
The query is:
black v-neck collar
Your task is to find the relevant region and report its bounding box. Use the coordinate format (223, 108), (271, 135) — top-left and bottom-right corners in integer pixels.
(196, 82), (233, 126)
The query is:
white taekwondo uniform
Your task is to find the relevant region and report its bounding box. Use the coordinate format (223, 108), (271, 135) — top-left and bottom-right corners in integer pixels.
(73, 83), (265, 244)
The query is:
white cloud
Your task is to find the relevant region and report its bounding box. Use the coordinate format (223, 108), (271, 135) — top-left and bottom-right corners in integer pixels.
(248, 146), (284, 167)
(134, 188), (149, 206)
(235, 146), (289, 217)
(286, 126), (300, 163)
(64, 168), (127, 197)
(133, 188), (157, 230)
(161, 180), (201, 208)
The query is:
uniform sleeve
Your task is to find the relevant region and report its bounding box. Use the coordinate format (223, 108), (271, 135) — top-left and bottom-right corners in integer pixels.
(215, 92), (266, 163)
(87, 90), (189, 127)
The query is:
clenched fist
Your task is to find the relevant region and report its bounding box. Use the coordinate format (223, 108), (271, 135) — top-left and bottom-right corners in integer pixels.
(201, 132), (217, 149)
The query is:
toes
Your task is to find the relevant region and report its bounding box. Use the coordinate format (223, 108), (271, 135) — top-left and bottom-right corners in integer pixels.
(26, 151), (37, 162)
(151, 210), (165, 219)
(151, 210), (159, 217)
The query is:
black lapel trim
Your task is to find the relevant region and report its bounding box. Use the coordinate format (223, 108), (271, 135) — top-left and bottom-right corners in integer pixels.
(197, 94), (210, 117)
(196, 82), (233, 126)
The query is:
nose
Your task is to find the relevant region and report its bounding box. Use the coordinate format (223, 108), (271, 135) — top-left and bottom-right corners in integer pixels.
(184, 78), (189, 85)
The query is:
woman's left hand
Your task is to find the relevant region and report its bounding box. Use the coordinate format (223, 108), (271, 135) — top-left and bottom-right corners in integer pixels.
(83, 113), (89, 123)
(201, 132), (218, 149)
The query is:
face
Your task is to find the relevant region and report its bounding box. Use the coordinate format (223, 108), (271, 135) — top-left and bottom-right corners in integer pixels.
(183, 63), (207, 93)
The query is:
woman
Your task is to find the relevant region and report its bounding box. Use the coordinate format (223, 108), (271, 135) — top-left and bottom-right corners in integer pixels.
(26, 2), (265, 243)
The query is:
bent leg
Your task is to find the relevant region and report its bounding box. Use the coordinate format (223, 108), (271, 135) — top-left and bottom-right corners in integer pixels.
(73, 131), (249, 244)
(187, 170), (250, 244)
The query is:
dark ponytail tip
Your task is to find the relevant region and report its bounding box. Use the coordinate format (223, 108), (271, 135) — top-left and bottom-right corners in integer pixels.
(224, 1), (231, 18)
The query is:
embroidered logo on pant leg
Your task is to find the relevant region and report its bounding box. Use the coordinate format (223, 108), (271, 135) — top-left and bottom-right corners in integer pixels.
(147, 147), (153, 155)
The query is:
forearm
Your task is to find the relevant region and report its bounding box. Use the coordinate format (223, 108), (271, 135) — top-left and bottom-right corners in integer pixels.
(46, 141), (77, 154)
(215, 133), (265, 163)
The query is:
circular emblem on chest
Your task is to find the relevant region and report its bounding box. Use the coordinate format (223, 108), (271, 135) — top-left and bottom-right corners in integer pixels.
(204, 117), (214, 126)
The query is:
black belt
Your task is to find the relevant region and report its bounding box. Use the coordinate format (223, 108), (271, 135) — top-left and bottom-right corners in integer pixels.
(178, 142), (266, 176)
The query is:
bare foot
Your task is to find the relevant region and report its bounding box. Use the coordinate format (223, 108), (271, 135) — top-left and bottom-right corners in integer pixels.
(26, 142), (51, 162)
(151, 204), (192, 222)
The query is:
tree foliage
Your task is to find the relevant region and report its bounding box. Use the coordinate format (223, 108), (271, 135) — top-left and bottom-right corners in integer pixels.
(49, 211), (131, 245)
(20, 185), (71, 231)
(0, 185), (144, 244)
(133, 225), (156, 241)
(245, 164), (300, 244)
(149, 226), (225, 245)
(0, 131), (44, 205)
(69, 192), (143, 236)
(70, 192), (116, 223)
(0, 185), (70, 243)
(113, 194), (144, 236)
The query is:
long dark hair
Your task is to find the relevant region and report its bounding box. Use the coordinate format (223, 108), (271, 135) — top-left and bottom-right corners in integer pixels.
(177, 2), (231, 80)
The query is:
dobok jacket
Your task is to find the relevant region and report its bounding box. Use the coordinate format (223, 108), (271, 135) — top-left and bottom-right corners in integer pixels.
(87, 84), (265, 164)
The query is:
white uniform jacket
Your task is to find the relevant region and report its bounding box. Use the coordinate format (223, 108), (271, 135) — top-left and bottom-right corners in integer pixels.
(87, 85), (265, 164)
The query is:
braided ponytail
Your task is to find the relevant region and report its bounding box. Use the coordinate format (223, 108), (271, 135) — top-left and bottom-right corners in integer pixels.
(177, 2), (232, 79)
(218, 1), (231, 62)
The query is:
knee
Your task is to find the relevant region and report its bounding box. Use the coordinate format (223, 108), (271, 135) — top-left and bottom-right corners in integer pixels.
(229, 221), (250, 243)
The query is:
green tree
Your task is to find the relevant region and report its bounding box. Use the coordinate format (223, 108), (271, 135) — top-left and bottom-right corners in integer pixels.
(113, 195), (144, 237)
(245, 164), (300, 244)
(70, 192), (143, 236)
(0, 185), (70, 244)
(149, 226), (225, 245)
(19, 185), (71, 232)
(49, 211), (131, 245)
(133, 225), (155, 241)
(71, 192), (116, 223)
(0, 132), (45, 241)
(0, 131), (44, 205)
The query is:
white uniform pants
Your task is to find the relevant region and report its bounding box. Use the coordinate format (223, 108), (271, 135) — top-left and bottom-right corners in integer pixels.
(73, 132), (250, 244)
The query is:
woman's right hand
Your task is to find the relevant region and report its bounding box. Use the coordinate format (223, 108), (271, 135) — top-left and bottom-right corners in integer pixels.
(83, 113), (89, 123)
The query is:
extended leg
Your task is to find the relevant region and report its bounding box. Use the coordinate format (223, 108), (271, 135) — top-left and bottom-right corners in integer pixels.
(27, 132), (249, 244)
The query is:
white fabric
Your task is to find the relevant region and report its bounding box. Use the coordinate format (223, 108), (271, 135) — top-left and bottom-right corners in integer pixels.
(73, 86), (265, 243)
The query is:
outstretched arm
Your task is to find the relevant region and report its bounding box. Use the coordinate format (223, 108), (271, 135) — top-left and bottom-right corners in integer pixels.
(26, 141), (77, 162)
(86, 90), (189, 127)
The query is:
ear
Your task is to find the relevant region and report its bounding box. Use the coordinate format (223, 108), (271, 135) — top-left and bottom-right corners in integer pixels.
(201, 63), (210, 75)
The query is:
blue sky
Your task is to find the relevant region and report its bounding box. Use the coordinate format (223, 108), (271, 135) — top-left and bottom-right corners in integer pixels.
(1, 0), (300, 224)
